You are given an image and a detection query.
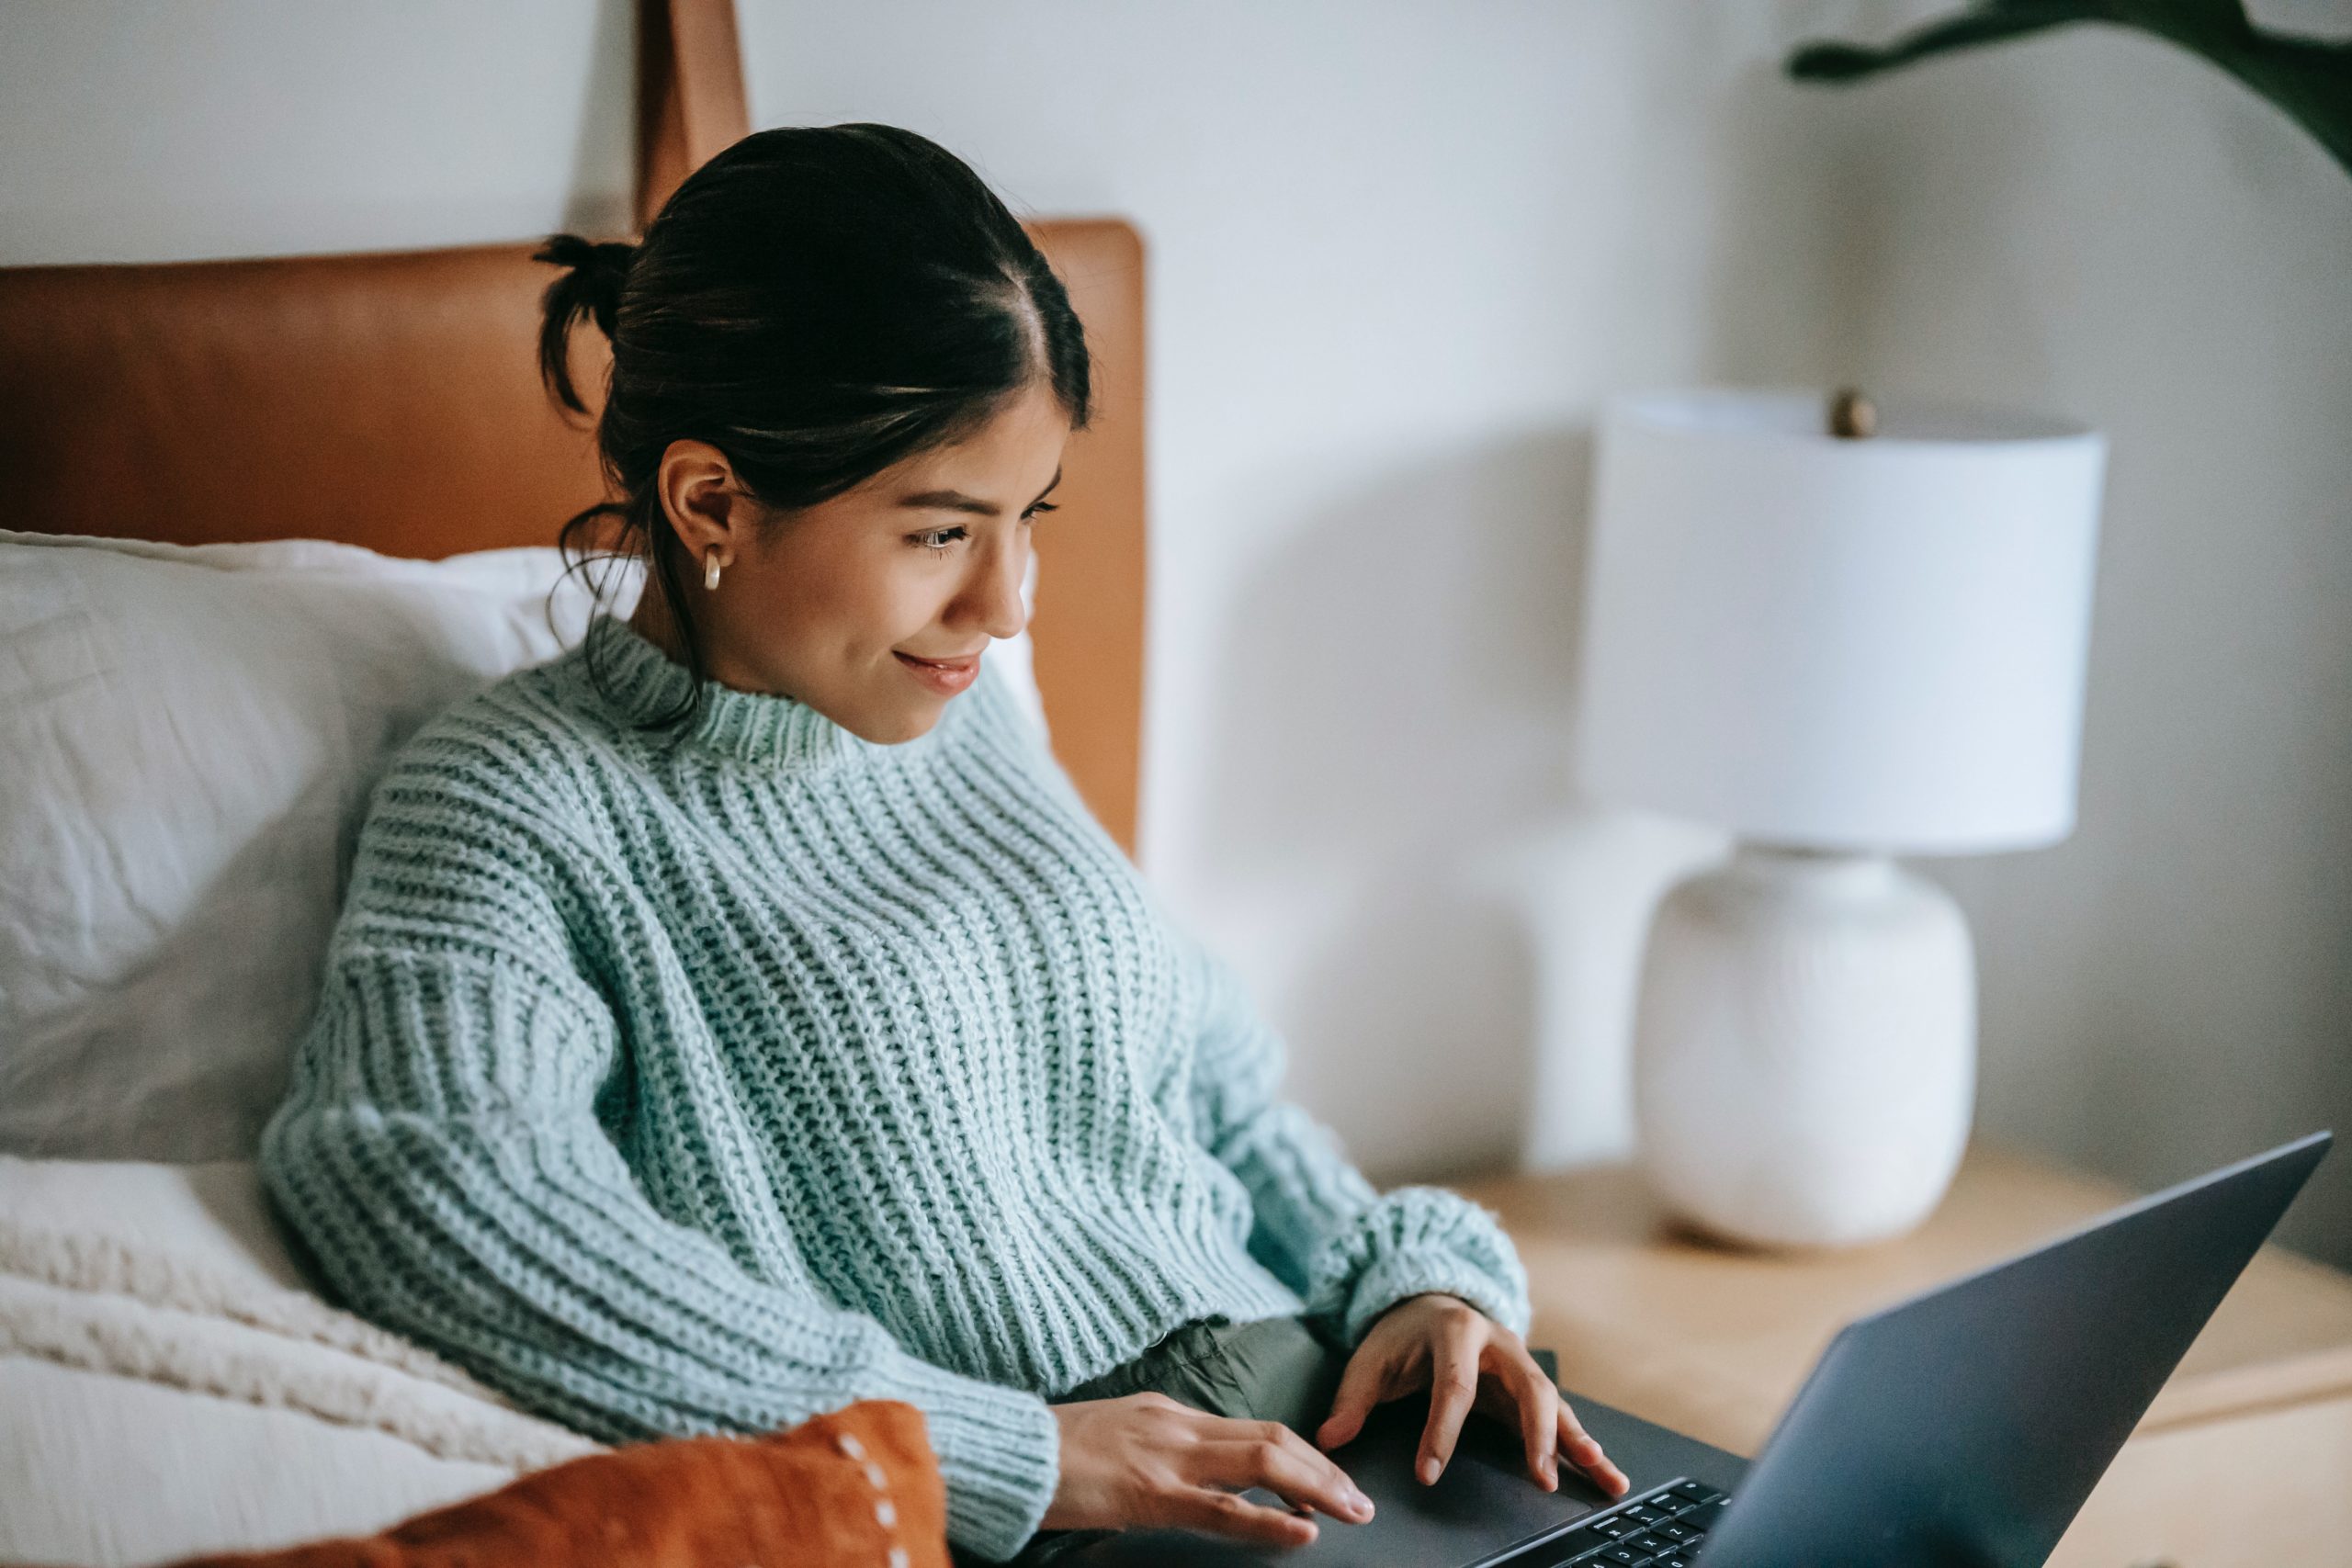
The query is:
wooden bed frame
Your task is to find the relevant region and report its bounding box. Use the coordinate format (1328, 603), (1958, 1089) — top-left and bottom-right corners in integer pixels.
(0, 0), (1149, 858)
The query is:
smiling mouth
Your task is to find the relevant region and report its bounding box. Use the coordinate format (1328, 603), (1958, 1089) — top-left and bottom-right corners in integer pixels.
(895, 651), (982, 670)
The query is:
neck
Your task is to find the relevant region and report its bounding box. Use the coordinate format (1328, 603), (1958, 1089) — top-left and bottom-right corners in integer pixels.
(577, 612), (903, 775)
(627, 575), (693, 669)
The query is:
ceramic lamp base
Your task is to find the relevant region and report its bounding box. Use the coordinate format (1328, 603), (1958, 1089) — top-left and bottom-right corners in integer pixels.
(1632, 842), (1975, 1248)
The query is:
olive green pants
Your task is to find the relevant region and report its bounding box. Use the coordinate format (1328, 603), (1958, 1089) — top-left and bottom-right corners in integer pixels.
(953, 1313), (1351, 1566)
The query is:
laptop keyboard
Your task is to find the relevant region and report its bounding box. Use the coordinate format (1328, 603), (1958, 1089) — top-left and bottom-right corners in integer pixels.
(1515, 1478), (1730, 1568)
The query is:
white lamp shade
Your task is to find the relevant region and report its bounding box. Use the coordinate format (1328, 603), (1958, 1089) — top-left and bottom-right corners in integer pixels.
(1574, 389), (2107, 853)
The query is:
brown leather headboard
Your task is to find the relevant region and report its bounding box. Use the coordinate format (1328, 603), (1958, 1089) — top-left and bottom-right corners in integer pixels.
(0, 0), (1148, 856)
(0, 224), (1148, 854)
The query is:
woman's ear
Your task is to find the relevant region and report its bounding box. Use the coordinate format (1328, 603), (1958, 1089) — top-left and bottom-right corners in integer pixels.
(655, 438), (754, 561)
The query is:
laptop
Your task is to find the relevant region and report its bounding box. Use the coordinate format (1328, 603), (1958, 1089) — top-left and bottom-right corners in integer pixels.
(1074, 1130), (2334, 1568)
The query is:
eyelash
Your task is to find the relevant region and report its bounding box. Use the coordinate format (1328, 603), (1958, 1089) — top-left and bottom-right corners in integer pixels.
(910, 502), (1057, 553)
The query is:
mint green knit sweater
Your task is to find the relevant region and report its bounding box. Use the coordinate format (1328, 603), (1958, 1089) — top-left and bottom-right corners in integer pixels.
(258, 613), (1530, 1561)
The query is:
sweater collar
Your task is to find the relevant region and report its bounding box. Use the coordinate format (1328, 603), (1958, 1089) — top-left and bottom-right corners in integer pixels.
(574, 613), (902, 775)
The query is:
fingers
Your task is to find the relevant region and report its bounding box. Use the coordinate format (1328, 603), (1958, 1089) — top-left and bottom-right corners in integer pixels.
(1501, 1343), (1563, 1491)
(1167, 1485), (1324, 1549)
(1557, 1401), (1631, 1498)
(1193, 1421), (1374, 1526)
(1316, 1339), (1392, 1452)
(1416, 1319), (1483, 1484)
(1169, 1417), (1375, 1549)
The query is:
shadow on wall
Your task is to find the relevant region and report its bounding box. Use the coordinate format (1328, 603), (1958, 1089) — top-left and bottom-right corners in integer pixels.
(1696, 51), (1887, 398)
(1187, 424), (1724, 1186)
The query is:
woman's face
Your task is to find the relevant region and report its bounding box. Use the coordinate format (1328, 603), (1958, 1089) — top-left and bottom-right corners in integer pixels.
(639, 380), (1072, 745)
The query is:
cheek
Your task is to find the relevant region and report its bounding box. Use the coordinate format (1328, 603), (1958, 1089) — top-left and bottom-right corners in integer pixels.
(871, 564), (955, 643)
(780, 547), (933, 652)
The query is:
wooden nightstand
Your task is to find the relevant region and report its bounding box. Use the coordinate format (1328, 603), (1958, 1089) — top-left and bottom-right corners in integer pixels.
(1460, 1145), (2352, 1568)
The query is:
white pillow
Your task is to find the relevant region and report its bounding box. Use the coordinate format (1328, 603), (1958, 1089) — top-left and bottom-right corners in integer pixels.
(0, 1155), (598, 1565)
(0, 529), (1047, 1162)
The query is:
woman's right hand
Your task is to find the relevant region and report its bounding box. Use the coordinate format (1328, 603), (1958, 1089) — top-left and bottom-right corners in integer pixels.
(1042, 1393), (1377, 1548)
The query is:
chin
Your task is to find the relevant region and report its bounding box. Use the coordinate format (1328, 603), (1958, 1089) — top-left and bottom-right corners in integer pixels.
(862, 705), (943, 746)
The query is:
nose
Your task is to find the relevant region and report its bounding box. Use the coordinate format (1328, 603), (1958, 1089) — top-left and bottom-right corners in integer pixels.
(955, 533), (1030, 643)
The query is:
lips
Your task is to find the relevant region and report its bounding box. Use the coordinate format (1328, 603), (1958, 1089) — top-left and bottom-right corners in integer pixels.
(895, 649), (983, 694)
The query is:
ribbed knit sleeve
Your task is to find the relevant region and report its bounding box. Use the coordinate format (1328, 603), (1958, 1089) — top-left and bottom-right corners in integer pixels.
(1182, 936), (1532, 1348)
(257, 778), (1061, 1562)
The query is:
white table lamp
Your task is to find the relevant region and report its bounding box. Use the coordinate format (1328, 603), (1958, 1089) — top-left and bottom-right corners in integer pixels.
(1575, 387), (2107, 1247)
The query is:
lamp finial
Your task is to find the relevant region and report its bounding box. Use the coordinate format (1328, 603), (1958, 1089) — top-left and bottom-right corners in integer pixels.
(1829, 387), (1877, 439)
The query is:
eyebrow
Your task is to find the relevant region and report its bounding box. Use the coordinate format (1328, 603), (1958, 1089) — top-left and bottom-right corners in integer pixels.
(896, 467), (1063, 517)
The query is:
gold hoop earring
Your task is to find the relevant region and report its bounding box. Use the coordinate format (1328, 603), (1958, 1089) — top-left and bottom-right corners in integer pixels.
(703, 547), (724, 591)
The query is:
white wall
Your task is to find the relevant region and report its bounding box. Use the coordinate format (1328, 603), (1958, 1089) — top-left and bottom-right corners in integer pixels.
(4, 0), (2344, 1265)
(0, 3), (638, 263)
(733, 0), (1881, 1190)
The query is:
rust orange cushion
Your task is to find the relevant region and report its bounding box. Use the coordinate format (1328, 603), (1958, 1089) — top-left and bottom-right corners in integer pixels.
(163, 1399), (950, 1568)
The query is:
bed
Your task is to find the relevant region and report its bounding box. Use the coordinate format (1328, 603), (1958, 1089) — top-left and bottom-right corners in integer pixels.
(0, 1), (1148, 1560)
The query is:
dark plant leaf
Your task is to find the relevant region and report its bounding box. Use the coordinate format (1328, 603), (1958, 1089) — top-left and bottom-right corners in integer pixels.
(1785, 0), (2352, 180)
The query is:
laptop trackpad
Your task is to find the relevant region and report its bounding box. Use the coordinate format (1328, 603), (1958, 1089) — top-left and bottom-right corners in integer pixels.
(1076, 1396), (1603, 1566)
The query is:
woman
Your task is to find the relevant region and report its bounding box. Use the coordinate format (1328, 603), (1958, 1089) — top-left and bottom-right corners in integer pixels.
(258, 122), (1626, 1565)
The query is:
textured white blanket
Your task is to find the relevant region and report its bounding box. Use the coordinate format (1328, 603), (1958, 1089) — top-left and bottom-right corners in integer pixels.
(0, 1156), (601, 1567)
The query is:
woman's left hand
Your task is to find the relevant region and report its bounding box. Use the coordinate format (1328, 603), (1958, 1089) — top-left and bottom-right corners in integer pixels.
(1313, 1292), (1630, 1499)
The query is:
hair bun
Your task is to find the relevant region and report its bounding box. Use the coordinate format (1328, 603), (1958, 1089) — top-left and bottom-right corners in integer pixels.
(532, 232), (639, 414)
